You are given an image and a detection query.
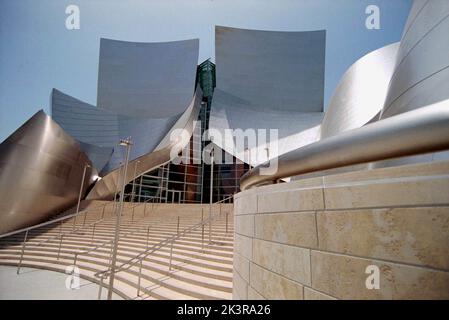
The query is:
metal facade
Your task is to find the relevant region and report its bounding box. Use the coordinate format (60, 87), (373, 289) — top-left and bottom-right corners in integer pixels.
(0, 111), (96, 234)
(210, 27), (326, 166)
(97, 38), (199, 118)
(321, 43), (399, 139)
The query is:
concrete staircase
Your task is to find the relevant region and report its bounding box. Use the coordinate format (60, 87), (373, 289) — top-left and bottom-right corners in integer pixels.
(0, 201), (234, 300)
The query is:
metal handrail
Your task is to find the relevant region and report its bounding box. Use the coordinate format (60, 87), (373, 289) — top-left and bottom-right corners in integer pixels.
(32, 199), (129, 248)
(214, 195), (234, 204)
(240, 101), (449, 190)
(72, 196), (160, 264)
(0, 201), (111, 239)
(95, 211), (217, 278)
(7, 201), (113, 274)
(9, 196), (158, 274)
(94, 195), (233, 298)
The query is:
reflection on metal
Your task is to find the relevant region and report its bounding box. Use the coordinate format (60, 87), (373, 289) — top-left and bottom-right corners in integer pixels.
(241, 1), (449, 188)
(1, 37), (200, 234)
(381, 0), (449, 118)
(52, 88), (180, 175)
(52, 37), (200, 177)
(321, 43), (399, 139)
(240, 100), (449, 190)
(86, 89), (202, 200)
(375, 0), (449, 166)
(0, 111), (95, 235)
(51, 88), (119, 174)
(215, 26), (325, 113)
(97, 38), (199, 118)
(210, 27), (326, 166)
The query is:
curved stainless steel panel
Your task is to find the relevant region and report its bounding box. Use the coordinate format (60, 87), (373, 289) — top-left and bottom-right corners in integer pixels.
(215, 26), (325, 113)
(51, 88), (120, 147)
(381, 0), (449, 118)
(401, 0), (429, 38)
(51, 88), (119, 173)
(97, 38), (199, 118)
(0, 111), (96, 235)
(321, 43), (399, 139)
(77, 141), (113, 174)
(113, 113), (179, 173)
(240, 100), (449, 190)
(209, 96), (323, 166)
(210, 27), (326, 165)
(51, 37), (201, 201)
(86, 89), (202, 200)
(239, 1), (449, 189)
(52, 88), (181, 175)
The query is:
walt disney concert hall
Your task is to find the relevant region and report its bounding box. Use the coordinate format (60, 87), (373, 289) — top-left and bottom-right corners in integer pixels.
(0, 0), (448, 300)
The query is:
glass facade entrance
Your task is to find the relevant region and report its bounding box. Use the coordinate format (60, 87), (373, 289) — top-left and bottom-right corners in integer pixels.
(123, 60), (250, 204)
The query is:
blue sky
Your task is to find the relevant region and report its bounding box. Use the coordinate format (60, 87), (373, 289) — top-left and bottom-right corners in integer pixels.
(0, 0), (412, 142)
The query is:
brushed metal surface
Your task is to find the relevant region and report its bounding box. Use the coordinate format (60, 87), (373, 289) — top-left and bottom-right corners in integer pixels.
(97, 38), (199, 118)
(381, 0), (449, 118)
(52, 88), (180, 175)
(51, 89), (118, 173)
(214, 26), (325, 113)
(86, 89), (202, 200)
(209, 98), (323, 166)
(210, 27), (326, 166)
(0, 111), (96, 235)
(321, 43), (399, 139)
(50, 37), (202, 201)
(240, 100), (449, 190)
(240, 0), (449, 189)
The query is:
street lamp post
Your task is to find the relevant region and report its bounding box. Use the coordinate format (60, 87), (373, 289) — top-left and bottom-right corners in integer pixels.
(107, 137), (133, 300)
(73, 163), (90, 230)
(131, 160), (140, 203)
(209, 148), (214, 243)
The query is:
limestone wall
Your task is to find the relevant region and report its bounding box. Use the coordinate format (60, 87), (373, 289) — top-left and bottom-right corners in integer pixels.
(233, 161), (449, 299)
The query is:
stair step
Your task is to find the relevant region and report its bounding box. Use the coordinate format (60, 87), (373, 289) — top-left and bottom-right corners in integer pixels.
(0, 202), (235, 300)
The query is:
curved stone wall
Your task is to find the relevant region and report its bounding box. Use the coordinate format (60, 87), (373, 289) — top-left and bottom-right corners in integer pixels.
(233, 160), (449, 299)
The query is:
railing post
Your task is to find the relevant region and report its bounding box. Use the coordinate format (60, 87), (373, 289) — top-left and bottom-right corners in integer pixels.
(137, 259), (143, 297)
(226, 211), (229, 234)
(146, 226), (150, 249)
(209, 151), (214, 243)
(132, 206), (135, 222)
(91, 224), (96, 244)
(97, 275), (104, 300)
(111, 201), (115, 217)
(72, 215), (77, 231)
(144, 203), (147, 217)
(17, 230), (29, 275)
(209, 204), (212, 244)
(83, 210), (88, 227)
(57, 234), (64, 260)
(168, 239), (174, 271)
(201, 210), (205, 252)
(177, 216), (180, 236)
(101, 204), (106, 220)
(73, 253), (78, 267)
